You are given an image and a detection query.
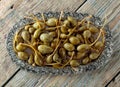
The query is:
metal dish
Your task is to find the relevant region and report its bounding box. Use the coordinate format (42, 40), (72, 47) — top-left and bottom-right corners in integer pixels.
(6, 12), (113, 75)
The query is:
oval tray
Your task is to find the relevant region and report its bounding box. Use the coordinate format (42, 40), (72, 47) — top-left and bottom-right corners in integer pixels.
(6, 12), (113, 75)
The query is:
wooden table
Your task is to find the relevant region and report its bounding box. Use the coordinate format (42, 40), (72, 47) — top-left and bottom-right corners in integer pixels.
(0, 0), (120, 87)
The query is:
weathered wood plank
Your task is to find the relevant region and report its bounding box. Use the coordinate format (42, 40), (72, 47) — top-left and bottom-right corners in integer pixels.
(0, 0), (86, 86)
(2, 0), (120, 87)
(0, 0), (24, 19)
(108, 73), (120, 87)
(0, 0), (44, 86)
(32, 0), (120, 87)
(5, 70), (50, 87)
(77, 0), (120, 86)
(0, 0), (24, 86)
(41, 19), (120, 87)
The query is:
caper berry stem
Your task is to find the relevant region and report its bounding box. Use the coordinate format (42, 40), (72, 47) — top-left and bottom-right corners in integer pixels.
(48, 40), (61, 57)
(98, 17), (106, 46)
(78, 15), (92, 25)
(59, 11), (63, 24)
(71, 67), (79, 71)
(85, 39), (88, 44)
(63, 26), (77, 44)
(87, 21), (90, 29)
(53, 52), (75, 68)
(13, 13), (106, 69)
(99, 29), (105, 53)
(45, 26), (61, 31)
(41, 13), (46, 24)
(29, 14), (41, 22)
(30, 14), (44, 29)
(31, 35), (36, 44)
(24, 16), (44, 24)
(13, 29), (24, 53)
(90, 29), (102, 46)
(46, 62), (61, 66)
(46, 52), (74, 68)
(101, 29), (105, 44)
(57, 28), (60, 44)
(60, 51), (75, 68)
(20, 43), (44, 59)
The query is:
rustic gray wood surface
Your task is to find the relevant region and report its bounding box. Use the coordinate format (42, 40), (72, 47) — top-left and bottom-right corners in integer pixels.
(0, 0), (120, 87)
(0, 0), (85, 86)
(108, 73), (120, 87)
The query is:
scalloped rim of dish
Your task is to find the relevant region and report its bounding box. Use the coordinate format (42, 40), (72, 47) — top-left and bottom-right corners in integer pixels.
(6, 12), (113, 75)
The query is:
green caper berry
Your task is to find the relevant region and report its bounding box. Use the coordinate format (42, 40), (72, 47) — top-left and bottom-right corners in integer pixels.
(69, 36), (80, 45)
(77, 44), (90, 52)
(24, 25), (30, 31)
(33, 29), (41, 38)
(89, 53), (99, 60)
(40, 33), (53, 42)
(83, 30), (91, 39)
(64, 43), (75, 51)
(29, 27), (36, 34)
(46, 55), (53, 63)
(82, 57), (89, 64)
(18, 52), (28, 60)
(38, 45), (53, 54)
(16, 43), (26, 51)
(21, 30), (30, 41)
(46, 18), (58, 27)
(67, 16), (77, 27)
(70, 60), (79, 67)
(95, 41), (104, 49)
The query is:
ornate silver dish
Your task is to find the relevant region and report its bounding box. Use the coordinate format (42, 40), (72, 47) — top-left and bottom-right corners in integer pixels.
(6, 12), (112, 75)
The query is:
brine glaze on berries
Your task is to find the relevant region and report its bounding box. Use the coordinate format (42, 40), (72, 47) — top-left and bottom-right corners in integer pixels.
(13, 12), (105, 69)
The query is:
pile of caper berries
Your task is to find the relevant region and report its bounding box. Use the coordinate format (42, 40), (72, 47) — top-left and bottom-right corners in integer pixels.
(13, 14), (105, 68)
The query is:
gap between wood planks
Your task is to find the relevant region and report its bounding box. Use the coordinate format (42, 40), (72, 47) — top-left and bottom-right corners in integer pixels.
(0, 0), (86, 85)
(1, 0), (87, 87)
(105, 50), (120, 86)
(105, 71), (120, 87)
(1, 68), (20, 87)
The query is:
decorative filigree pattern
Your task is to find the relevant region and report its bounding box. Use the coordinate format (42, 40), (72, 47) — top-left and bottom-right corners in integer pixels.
(6, 12), (112, 75)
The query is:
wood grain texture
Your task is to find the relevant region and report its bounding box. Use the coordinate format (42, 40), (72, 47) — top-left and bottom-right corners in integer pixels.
(0, 0), (19, 84)
(34, 0), (120, 87)
(1, 0), (120, 87)
(0, 0), (86, 86)
(108, 73), (120, 87)
(0, 0), (41, 85)
(5, 70), (50, 87)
